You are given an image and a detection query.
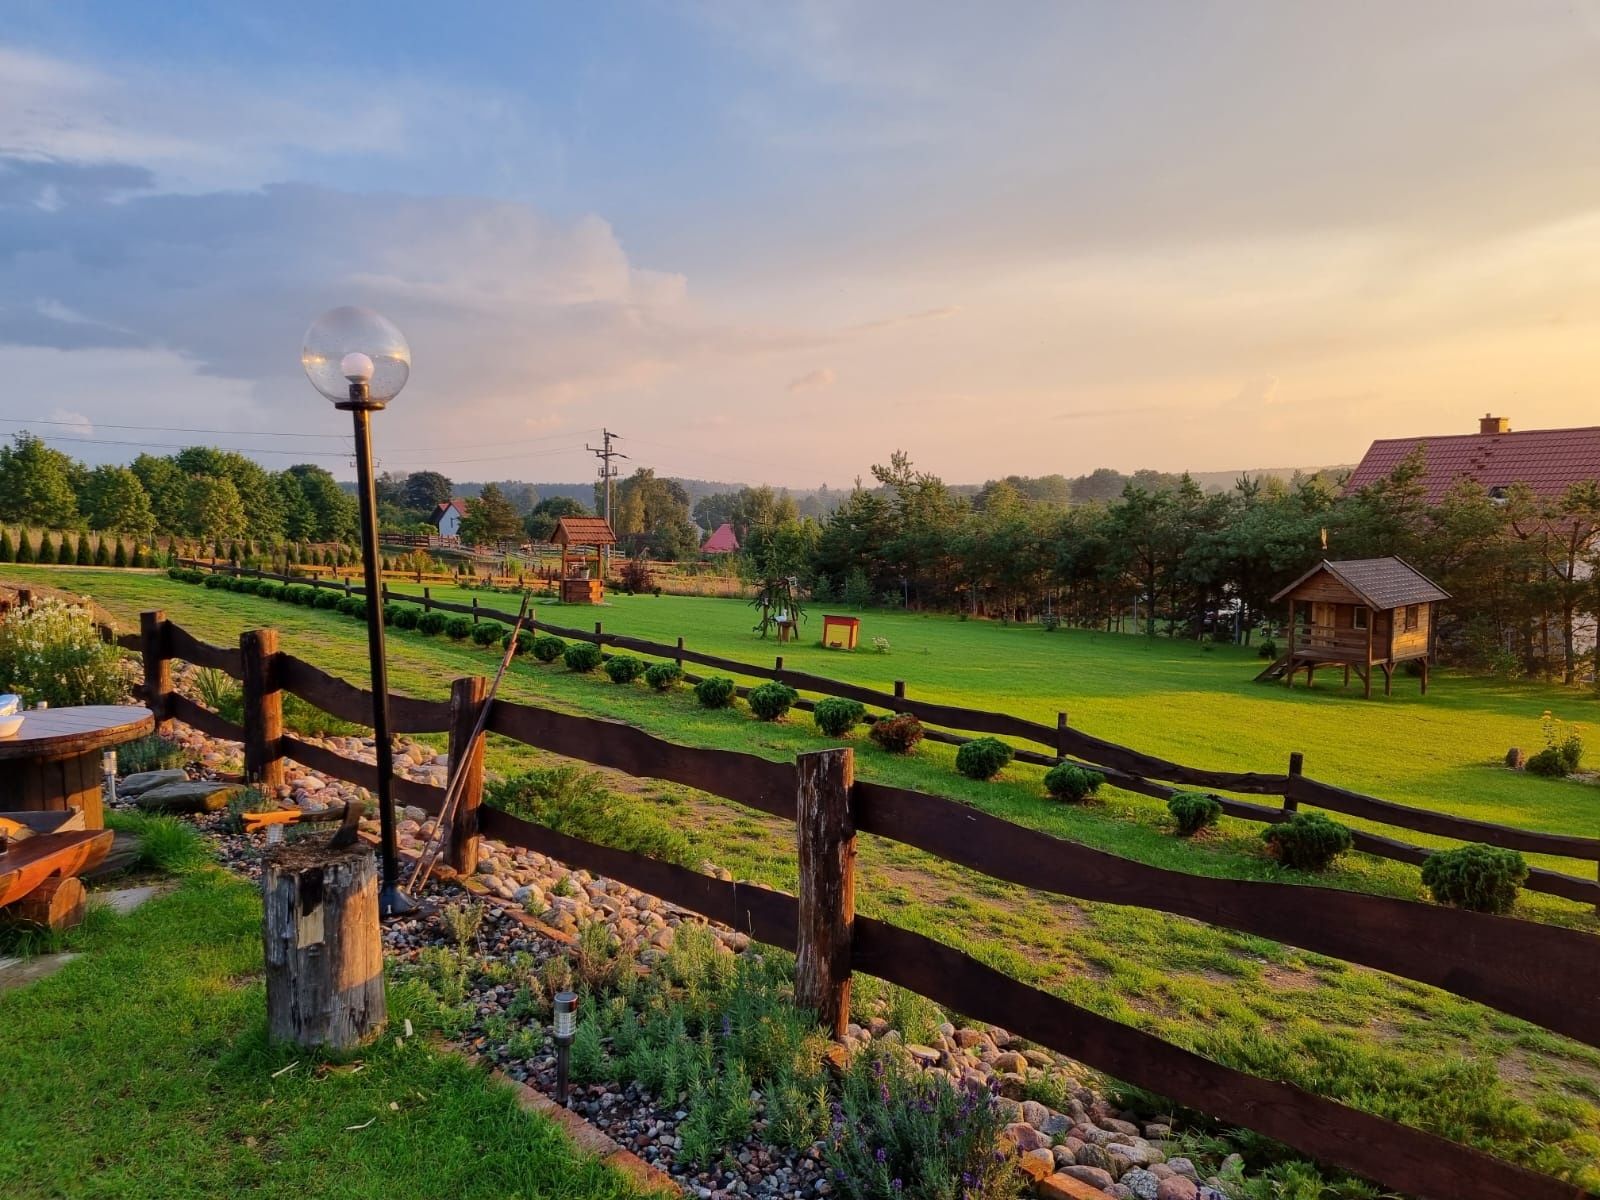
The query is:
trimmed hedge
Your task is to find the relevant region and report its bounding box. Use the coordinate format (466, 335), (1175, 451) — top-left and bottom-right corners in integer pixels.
(1420, 844), (1528, 914)
(314, 591), (341, 610)
(502, 629), (535, 655)
(471, 622), (502, 646)
(417, 611), (448, 637)
(445, 616), (475, 641)
(869, 713), (923, 754)
(1262, 812), (1353, 871)
(563, 641), (603, 672)
(812, 697), (865, 737)
(603, 655), (646, 683)
(392, 606), (420, 630)
(1168, 791), (1221, 837)
(954, 736), (1012, 781)
(532, 635), (566, 663)
(694, 676), (736, 709)
(644, 662), (682, 691)
(1043, 762), (1105, 802)
(748, 681), (799, 721)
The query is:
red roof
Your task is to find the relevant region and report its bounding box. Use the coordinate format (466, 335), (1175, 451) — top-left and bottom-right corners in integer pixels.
(1345, 425), (1600, 505)
(701, 522), (739, 554)
(552, 516), (617, 546)
(429, 499), (465, 523)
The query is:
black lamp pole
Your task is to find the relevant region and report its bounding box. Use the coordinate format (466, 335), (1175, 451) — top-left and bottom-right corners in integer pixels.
(338, 378), (415, 917)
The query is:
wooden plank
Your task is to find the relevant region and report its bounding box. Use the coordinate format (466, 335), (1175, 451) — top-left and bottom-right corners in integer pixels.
(850, 916), (1586, 1200)
(1289, 776), (1600, 860)
(276, 734), (446, 815)
(273, 653), (451, 734)
(795, 748), (855, 1037)
(167, 693), (245, 744)
(164, 621), (243, 678)
(0, 829), (113, 907)
(851, 780), (1600, 1049)
(477, 804), (797, 949)
(485, 699), (796, 819)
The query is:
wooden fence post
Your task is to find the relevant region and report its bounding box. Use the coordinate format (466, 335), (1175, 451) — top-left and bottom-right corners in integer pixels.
(594, 621), (603, 640)
(775, 656), (784, 673)
(445, 675), (489, 874)
(893, 680), (906, 703)
(140, 610), (173, 733)
(1285, 752), (1303, 814)
(796, 747), (855, 1039)
(471, 597), (479, 624)
(675, 637), (684, 668)
(423, 587), (431, 612)
(241, 628), (284, 792)
(1057, 711), (1070, 760)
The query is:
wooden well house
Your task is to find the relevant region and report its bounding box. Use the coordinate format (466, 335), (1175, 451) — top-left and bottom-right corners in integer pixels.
(552, 516), (618, 604)
(1267, 557), (1449, 696)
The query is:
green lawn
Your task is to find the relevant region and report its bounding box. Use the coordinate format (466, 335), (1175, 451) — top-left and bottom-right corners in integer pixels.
(0, 867), (645, 1200)
(13, 565), (1600, 1186)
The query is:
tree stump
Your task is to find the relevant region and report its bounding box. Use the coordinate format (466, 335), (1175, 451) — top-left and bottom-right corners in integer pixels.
(262, 841), (386, 1050)
(10, 876), (86, 929)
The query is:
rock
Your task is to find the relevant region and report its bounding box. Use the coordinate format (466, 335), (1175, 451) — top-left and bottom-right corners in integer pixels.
(1121, 1170), (1160, 1200)
(1039, 1172), (1111, 1199)
(1505, 746), (1526, 769)
(954, 1028), (984, 1049)
(996, 1071), (1028, 1099)
(1108, 1188), (1135, 1200)
(1005, 1122), (1050, 1153)
(1076, 1143), (1110, 1171)
(1060, 1166), (1116, 1190)
(118, 768), (188, 796)
(1020, 1100), (1054, 1128)
(1053, 1145), (1078, 1168)
(1102, 1118), (1142, 1138)
(1041, 1112), (1074, 1136)
(992, 1050), (1028, 1074)
(1166, 1158), (1199, 1181)
(136, 780), (240, 813)
(1157, 1178), (1198, 1200)
(1019, 1148), (1056, 1182)
(906, 1044), (941, 1067)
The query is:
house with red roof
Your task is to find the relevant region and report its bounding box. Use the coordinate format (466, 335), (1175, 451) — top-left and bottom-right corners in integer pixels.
(1345, 415), (1600, 505)
(429, 499), (466, 540)
(701, 522), (740, 554)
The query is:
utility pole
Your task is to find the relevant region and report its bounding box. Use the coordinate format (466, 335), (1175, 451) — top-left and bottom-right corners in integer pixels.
(587, 429), (626, 572)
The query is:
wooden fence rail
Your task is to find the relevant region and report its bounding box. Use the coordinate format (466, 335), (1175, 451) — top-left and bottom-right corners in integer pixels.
(186, 563), (1600, 902)
(124, 610), (1600, 1200)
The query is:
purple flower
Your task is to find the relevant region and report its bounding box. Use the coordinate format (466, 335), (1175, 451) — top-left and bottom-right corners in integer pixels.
(875, 1148), (887, 1164)
(879, 1084), (891, 1105)
(720, 1014), (732, 1038)
(892, 1180), (902, 1192)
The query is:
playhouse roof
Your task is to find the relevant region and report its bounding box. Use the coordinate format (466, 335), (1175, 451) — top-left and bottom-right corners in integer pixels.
(701, 522), (739, 553)
(552, 516), (618, 546)
(1271, 557), (1450, 610)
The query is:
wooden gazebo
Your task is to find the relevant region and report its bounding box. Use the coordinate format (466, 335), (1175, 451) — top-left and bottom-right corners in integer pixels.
(552, 517), (617, 604)
(1265, 557), (1449, 696)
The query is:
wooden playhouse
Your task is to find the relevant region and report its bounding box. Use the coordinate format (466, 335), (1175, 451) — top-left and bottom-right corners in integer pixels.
(1262, 557), (1449, 696)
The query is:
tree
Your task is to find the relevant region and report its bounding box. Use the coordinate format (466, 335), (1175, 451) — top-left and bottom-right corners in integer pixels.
(182, 475), (248, 542)
(403, 471), (454, 513)
(283, 465), (357, 543)
(609, 469), (700, 560)
(175, 447), (285, 543)
(524, 496), (590, 542)
(82, 465), (157, 538)
(458, 482), (522, 545)
(130, 453), (188, 524)
(0, 434), (80, 529)
(112, 539), (128, 568)
(56, 533), (76, 564)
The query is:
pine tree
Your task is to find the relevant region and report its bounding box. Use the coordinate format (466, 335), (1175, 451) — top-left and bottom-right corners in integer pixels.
(228, 541), (240, 564)
(75, 534), (91, 565)
(0, 530), (14, 563)
(134, 547), (151, 568)
(112, 540), (128, 568)
(211, 538), (224, 561)
(38, 532), (55, 562)
(56, 533), (75, 564)
(93, 538), (111, 567)
(16, 532), (34, 564)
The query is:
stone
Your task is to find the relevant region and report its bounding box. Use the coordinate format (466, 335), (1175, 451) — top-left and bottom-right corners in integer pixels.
(954, 1028), (984, 1049)
(1075, 1144), (1110, 1171)
(1144, 1124), (1172, 1141)
(906, 1044), (942, 1067)
(117, 768), (188, 796)
(136, 780), (240, 813)
(1038, 1171), (1111, 1200)
(996, 1071), (1028, 1099)
(1102, 1118), (1142, 1138)
(992, 1050), (1028, 1074)
(1041, 1112), (1074, 1136)
(1004, 1122), (1049, 1153)
(1121, 1170), (1160, 1200)
(1156, 1178), (1199, 1200)
(1108, 1188), (1136, 1200)
(1020, 1100), (1053, 1128)
(1060, 1165), (1116, 1190)
(1019, 1148), (1056, 1183)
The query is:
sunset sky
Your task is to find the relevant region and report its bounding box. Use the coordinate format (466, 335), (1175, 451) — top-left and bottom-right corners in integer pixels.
(3, 2), (1600, 487)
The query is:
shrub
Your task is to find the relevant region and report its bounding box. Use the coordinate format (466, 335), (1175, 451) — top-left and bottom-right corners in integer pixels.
(813, 697), (865, 737)
(487, 764), (692, 866)
(417, 611), (448, 637)
(386, 603), (410, 627)
(116, 733), (187, 775)
(335, 595), (360, 616)
(471, 621), (501, 646)
(289, 585), (317, 605)
(501, 628), (534, 655)
(955, 736), (1012, 780)
(532, 634), (566, 662)
(346, 599), (368, 622)
(1258, 637), (1279, 660)
(604, 654), (646, 683)
(258, 583), (284, 601)
(1043, 762), (1105, 802)
(695, 676), (736, 708)
(15, 533), (34, 564)
(0, 598), (129, 708)
(869, 712), (923, 754)
(1421, 844), (1528, 914)
(644, 661), (682, 691)
(445, 616), (474, 641)
(748, 681), (799, 721)
(93, 538), (112, 567)
(314, 590), (341, 610)
(1559, 734), (1584, 774)
(392, 605), (420, 630)
(1526, 747), (1566, 777)
(1262, 812), (1353, 871)
(1168, 791), (1222, 837)
(202, 573), (225, 589)
(564, 641), (603, 672)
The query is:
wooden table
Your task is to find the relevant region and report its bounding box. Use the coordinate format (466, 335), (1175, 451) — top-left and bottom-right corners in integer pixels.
(0, 706), (155, 829)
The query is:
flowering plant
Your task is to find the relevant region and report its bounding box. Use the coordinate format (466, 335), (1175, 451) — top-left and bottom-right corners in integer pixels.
(0, 597), (130, 708)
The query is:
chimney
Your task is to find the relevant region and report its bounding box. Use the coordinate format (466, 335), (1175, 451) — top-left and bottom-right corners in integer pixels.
(1479, 413), (1510, 435)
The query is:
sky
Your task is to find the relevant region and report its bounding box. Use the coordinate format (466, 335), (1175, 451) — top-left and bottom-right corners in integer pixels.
(3, 1), (1600, 488)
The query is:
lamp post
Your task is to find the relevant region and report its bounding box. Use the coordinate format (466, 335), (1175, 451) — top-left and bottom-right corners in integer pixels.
(301, 305), (416, 917)
(552, 990), (579, 1104)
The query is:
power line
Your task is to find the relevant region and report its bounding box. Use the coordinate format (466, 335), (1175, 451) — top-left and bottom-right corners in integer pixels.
(587, 428), (627, 570)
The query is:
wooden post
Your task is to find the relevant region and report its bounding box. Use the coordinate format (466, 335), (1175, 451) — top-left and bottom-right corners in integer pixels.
(795, 747), (855, 1039)
(893, 680), (906, 703)
(594, 621), (603, 639)
(1284, 752), (1302, 814)
(445, 675), (489, 874)
(423, 587), (431, 612)
(675, 637), (684, 668)
(1056, 712), (1069, 760)
(262, 841), (386, 1050)
(775, 656), (784, 673)
(140, 610), (172, 733)
(472, 597), (479, 624)
(1285, 599), (1295, 688)
(241, 628), (284, 792)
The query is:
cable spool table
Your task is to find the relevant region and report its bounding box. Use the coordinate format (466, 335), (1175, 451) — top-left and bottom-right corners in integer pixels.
(0, 705), (155, 830)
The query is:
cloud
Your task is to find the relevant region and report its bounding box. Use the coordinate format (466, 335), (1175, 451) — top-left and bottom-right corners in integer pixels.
(47, 408), (92, 436)
(787, 367), (836, 393)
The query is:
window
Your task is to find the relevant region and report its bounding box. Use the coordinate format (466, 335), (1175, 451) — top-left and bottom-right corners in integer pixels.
(1353, 608), (1368, 630)
(1404, 604), (1419, 631)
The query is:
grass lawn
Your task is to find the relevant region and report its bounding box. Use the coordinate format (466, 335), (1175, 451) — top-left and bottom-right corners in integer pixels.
(11, 566), (1600, 1185)
(0, 865), (646, 1200)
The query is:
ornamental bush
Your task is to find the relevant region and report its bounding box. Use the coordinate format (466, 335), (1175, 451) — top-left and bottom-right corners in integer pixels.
(445, 616), (474, 641)
(748, 681), (799, 721)
(644, 661), (682, 691)
(1262, 812), (1353, 871)
(336, 596), (362, 617)
(392, 605), (420, 630)
(564, 641), (603, 672)
(203, 574), (226, 589)
(501, 628), (534, 655)
(869, 712), (923, 754)
(385, 603), (408, 627)
(314, 590), (341, 610)
(694, 676), (736, 709)
(955, 736), (1012, 780)
(0, 598), (128, 708)
(291, 585), (318, 606)
(417, 611), (448, 637)
(532, 634), (566, 662)
(1168, 791), (1222, 837)
(345, 599), (367, 622)
(812, 697), (865, 737)
(1421, 844), (1528, 914)
(1043, 762), (1105, 802)
(471, 621), (502, 646)
(604, 654), (646, 683)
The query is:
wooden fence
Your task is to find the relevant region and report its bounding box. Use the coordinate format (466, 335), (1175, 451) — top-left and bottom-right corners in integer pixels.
(194, 562), (1600, 906)
(121, 608), (1600, 1200)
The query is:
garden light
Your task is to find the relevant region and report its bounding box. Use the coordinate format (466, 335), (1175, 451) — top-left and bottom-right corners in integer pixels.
(553, 990), (579, 1104)
(301, 306), (415, 917)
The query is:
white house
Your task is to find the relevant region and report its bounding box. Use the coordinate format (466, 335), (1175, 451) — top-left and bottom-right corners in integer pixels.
(429, 499), (465, 540)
